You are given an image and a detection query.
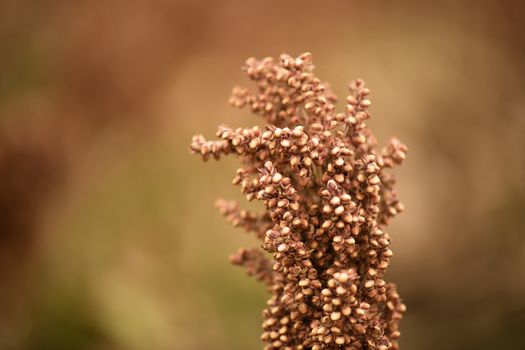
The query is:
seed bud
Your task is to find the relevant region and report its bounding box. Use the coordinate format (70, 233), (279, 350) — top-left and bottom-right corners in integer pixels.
(330, 312), (341, 321)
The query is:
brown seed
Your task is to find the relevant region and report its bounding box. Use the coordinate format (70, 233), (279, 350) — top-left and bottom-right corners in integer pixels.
(298, 303), (308, 314)
(336, 272), (349, 283)
(299, 279), (310, 287)
(334, 206), (345, 215)
(340, 193), (351, 202)
(321, 288), (332, 297)
(265, 185), (275, 194)
(292, 126), (304, 137)
(277, 243), (288, 252)
(321, 220), (333, 229)
(346, 237), (355, 245)
(330, 196), (341, 206)
(262, 130), (273, 139)
(330, 312), (341, 321)
(303, 157), (312, 166)
(369, 174), (380, 185)
(342, 305), (352, 316)
(334, 174), (345, 183)
(360, 99), (371, 107)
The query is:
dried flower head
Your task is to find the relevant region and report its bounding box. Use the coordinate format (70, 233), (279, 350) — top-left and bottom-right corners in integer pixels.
(191, 53), (407, 350)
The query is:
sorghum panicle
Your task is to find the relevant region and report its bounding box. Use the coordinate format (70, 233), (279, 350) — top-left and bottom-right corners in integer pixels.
(191, 53), (407, 350)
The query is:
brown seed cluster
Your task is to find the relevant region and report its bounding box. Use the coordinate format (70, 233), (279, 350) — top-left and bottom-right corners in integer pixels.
(191, 53), (407, 350)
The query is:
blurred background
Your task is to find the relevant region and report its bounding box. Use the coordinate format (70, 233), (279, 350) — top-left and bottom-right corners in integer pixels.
(1, 0), (524, 349)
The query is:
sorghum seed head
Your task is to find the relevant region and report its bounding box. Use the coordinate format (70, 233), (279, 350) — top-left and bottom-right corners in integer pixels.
(191, 53), (407, 350)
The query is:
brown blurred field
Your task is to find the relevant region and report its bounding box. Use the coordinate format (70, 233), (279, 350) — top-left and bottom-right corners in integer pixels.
(1, 1), (524, 349)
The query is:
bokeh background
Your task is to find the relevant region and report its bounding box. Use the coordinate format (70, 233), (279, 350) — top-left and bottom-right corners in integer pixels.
(1, 0), (524, 349)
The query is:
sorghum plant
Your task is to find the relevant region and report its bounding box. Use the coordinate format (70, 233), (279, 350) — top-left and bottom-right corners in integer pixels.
(191, 53), (407, 350)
